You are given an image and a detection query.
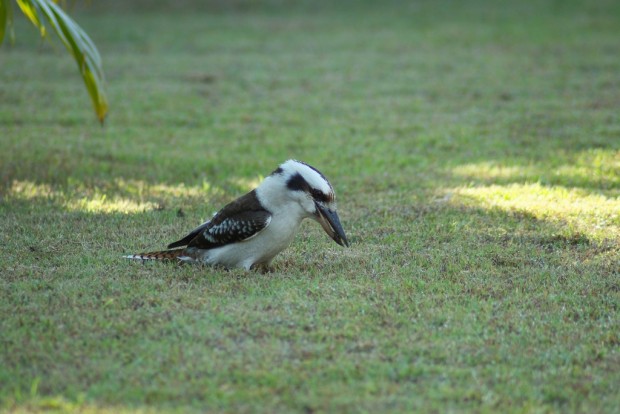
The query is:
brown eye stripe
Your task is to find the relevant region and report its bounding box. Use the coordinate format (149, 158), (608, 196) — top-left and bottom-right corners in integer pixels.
(311, 189), (334, 203)
(286, 173), (310, 192)
(286, 172), (335, 203)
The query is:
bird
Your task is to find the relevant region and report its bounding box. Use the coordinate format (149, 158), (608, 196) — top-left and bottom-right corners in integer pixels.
(124, 160), (349, 270)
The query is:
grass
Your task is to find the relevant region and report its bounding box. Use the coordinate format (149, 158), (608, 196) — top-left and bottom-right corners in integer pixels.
(1, 0), (619, 412)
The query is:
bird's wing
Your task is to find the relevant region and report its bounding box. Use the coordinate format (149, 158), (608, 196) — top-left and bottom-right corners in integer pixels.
(167, 190), (272, 250)
(167, 219), (211, 248)
(187, 210), (272, 249)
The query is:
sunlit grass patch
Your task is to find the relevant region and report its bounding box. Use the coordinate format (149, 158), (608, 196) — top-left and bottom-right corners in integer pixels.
(5, 179), (221, 214)
(6, 180), (57, 201)
(451, 149), (620, 194)
(450, 183), (620, 241)
(553, 148), (620, 192)
(7, 180), (156, 214)
(452, 162), (537, 182)
(65, 195), (157, 214)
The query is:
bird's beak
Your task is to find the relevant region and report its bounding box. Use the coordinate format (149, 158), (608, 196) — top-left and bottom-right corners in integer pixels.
(314, 202), (349, 247)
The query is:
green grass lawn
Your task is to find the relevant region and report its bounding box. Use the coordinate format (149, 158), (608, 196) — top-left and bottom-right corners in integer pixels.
(1, 0), (619, 412)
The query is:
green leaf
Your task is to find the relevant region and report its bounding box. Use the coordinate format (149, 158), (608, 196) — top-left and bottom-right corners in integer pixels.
(16, 0), (46, 37)
(16, 0), (108, 123)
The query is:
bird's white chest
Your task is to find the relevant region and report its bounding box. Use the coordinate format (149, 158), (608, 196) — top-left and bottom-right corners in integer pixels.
(199, 209), (305, 270)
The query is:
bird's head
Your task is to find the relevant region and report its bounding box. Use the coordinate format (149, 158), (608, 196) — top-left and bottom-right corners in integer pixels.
(262, 159), (349, 247)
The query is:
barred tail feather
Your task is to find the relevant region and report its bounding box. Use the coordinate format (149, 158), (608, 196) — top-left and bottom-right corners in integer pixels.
(123, 249), (188, 261)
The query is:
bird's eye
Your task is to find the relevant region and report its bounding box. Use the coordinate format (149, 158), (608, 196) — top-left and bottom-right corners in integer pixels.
(311, 189), (328, 203)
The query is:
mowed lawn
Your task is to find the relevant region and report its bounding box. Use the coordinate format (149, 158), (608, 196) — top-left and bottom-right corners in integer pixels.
(1, 0), (619, 412)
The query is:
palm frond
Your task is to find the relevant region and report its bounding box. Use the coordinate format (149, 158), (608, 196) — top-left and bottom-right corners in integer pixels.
(12, 0), (108, 123)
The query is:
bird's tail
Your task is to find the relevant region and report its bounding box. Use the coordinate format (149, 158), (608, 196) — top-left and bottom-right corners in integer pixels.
(123, 249), (187, 261)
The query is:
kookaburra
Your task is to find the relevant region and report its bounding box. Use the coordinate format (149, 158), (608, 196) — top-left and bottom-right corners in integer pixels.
(124, 160), (349, 270)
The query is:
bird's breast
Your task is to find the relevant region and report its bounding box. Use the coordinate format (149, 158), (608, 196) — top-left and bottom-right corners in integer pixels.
(198, 211), (305, 269)
(257, 211), (304, 252)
